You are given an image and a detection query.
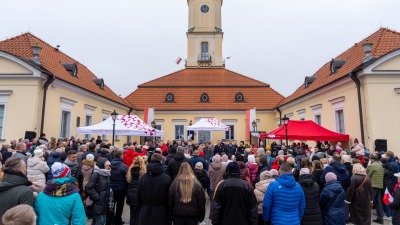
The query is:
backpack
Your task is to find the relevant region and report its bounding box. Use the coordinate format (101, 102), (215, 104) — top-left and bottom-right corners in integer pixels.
(194, 169), (208, 189)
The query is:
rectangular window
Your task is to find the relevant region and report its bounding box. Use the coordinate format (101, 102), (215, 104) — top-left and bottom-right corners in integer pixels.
(175, 125), (184, 140)
(315, 115), (321, 125)
(201, 42), (209, 60)
(0, 105), (4, 138)
(60, 110), (71, 138)
(85, 115), (92, 140)
(154, 125), (162, 131)
(335, 110), (345, 133)
(198, 131), (211, 143)
(225, 125), (235, 140)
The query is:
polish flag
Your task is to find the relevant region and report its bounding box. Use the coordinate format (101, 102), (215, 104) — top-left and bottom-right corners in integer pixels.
(245, 108), (256, 141)
(383, 188), (394, 205)
(175, 57), (183, 65)
(143, 108), (154, 125)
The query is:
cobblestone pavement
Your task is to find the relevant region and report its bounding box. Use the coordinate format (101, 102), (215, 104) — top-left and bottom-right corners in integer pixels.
(87, 199), (389, 225)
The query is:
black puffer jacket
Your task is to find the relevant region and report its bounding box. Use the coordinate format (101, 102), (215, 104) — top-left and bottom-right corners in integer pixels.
(98, 149), (112, 162)
(63, 158), (79, 179)
(46, 152), (61, 180)
(126, 167), (140, 206)
(298, 174), (323, 225)
(86, 166), (110, 215)
(167, 152), (192, 181)
(168, 179), (205, 221)
(110, 158), (128, 191)
(138, 162), (171, 225)
(383, 163), (394, 192)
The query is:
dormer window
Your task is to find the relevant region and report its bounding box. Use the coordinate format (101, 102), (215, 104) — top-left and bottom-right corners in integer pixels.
(304, 76), (316, 88)
(92, 78), (104, 90)
(330, 59), (347, 74)
(235, 92), (245, 102)
(200, 93), (209, 103)
(165, 93), (174, 102)
(61, 63), (78, 77)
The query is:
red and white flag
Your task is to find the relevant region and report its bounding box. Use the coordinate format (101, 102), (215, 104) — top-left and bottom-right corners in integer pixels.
(383, 187), (394, 204)
(143, 108), (154, 125)
(175, 57), (183, 65)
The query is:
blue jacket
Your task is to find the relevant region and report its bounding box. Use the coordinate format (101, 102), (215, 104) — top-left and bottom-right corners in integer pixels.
(319, 181), (345, 225)
(110, 158), (128, 191)
(35, 183), (86, 225)
(190, 155), (209, 171)
(320, 162), (350, 190)
(262, 174), (305, 225)
(389, 157), (399, 184)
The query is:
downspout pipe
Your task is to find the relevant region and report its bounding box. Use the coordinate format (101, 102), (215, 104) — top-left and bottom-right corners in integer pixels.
(350, 70), (365, 145)
(40, 74), (55, 135)
(128, 107), (133, 115)
(276, 107), (283, 145)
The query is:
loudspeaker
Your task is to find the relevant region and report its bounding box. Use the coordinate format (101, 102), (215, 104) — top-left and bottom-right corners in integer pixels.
(24, 131), (36, 141)
(76, 116), (80, 127)
(375, 139), (387, 152)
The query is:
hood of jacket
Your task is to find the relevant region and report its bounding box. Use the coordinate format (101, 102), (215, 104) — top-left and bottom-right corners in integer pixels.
(0, 172), (32, 192)
(64, 158), (78, 167)
(94, 165), (110, 177)
(174, 152), (185, 161)
(130, 167), (141, 180)
(276, 173), (297, 188)
(237, 161), (246, 169)
(255, 179), (275, 193)
(298, 174), (315, 188)
(331, 162), (347, 174)
(146, 162), (163, 176)
(247, 162), (258, 171)
(27, 157), (42, 167)
(111, 158), (123, 168)
(325, 180), (343, 193)
(211, 161), (222, 170)
(50, 152), (60, 158)
(82, 159), (96, 167)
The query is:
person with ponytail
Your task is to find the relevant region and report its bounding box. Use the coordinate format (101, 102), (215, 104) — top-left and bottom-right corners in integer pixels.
(126, 156), (146, 225)
(168, 162), (206, 225)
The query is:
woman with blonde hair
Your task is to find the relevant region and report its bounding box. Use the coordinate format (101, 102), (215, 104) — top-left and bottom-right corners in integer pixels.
(168, 162), (206, 225)
(345, 163), (372, 225)
(126, 156), (146, 225)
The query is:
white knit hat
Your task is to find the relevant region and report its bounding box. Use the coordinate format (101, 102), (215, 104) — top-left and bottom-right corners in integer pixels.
(86, 154), (94, 162)
(34, 149), (43, 158)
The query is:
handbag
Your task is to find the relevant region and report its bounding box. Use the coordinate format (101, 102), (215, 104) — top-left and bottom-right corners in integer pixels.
(81, 192), (94, 208)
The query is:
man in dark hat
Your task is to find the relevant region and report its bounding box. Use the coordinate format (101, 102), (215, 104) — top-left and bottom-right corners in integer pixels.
(211, 162), (257, 225)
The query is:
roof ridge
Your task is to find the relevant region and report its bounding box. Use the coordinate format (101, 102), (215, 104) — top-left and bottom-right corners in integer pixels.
(138, 69), (186, 87)
(224, 68), (270, 86)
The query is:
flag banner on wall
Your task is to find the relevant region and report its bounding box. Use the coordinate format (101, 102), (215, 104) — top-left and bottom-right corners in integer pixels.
(144, 108), (154, 125)
(245, 108), (256, 141)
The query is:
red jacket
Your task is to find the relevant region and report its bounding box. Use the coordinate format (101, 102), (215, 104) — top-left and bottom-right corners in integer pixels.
(123, 148), (146, 167)
(271, 156), (289, 170)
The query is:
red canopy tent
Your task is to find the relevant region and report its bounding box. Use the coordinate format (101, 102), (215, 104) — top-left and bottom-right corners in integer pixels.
(259, 120), (349, 141)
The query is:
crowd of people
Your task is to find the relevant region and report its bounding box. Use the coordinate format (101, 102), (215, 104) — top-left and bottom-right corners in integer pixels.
(1, 134), (400, 225)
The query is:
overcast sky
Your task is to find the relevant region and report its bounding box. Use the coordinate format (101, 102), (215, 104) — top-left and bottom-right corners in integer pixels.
(1, 0), (399, 98)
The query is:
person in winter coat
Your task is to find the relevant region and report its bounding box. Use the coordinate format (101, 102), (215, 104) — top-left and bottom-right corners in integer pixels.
(35, 162), (86, 225)
(344, 163), (372, 225)
(367, 153), (385, 224)
(320, 155), (350, 190)
(351, 139), (365, 164)
(263, 162), (305, 225)
(167, 150), (192, 181)
(297, 168), (322, 225)
(390, 172), (400, 225)
(235, 154), (252, 186)
(341, 155), (353, 177)
(108, 150), (129, 225)
(381, 157), (394, 220)
(123, 146), (146, 167)
(137, 153), (171, 225)
(63, 150), (79, 179)
(319, 172), (345, 225)
(190, 150), (209, 171)
(212, 162), (257, 225)
(194, 162), (210, 196)
(254, 156), (269, 185)
(0, 158), (34, 217)
(386, 151), (400, 185)
(1, 204), (37, 225)
(81, 154), (96, 191)
(86, 158), (111, 225)
(77, 144), (87, 192)
(27, 148), (49, 184)
(254, 170), (278, 225)
(126, 156), (146, 225)
(98, 147), (113, 162)
(247, 155), (259, 186)
(168, 162), (206, 224)
(46, 149), (62, 180)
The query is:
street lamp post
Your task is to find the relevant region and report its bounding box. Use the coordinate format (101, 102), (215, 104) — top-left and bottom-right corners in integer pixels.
(151, 120), (156, 146)
(111, 110), (118, 146)
(252, 120), (257, 146)
(282, 115), (289, 147)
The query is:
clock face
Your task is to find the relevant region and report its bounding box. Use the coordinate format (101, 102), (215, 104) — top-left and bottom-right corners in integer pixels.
(200, 5), (209, 13)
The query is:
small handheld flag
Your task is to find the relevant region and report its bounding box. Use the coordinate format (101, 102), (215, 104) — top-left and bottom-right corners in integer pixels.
(383, 187), (394, 204)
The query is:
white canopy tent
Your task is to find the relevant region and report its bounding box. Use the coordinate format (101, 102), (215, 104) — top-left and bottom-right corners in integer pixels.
(187, 118), (230, 131)
(76, 115), (164, 136)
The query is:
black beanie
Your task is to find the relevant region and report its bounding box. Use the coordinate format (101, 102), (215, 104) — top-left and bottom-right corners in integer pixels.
(227, 162), (241, 175)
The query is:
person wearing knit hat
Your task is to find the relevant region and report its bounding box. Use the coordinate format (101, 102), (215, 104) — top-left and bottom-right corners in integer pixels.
(320, 171), (345, 224)
(211, 161), (257, 225)
(35, 161), (85, 225)
(247, 155), (258, 185)
(254, 170), (277, 221)
(190, 150), (209, 172)
(26, 148), (49, 184)
(300, 168), (310, 176)
(278, 150), (284, 156)
(81, 154), (96, 192)
(195, 162), (203, 170)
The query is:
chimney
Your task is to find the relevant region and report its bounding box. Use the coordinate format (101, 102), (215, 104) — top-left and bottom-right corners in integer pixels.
(31, 44), (42, 65)
(362, 40), (373, 63)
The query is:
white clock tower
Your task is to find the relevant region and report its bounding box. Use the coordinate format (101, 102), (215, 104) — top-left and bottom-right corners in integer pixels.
(186, 0), (224, 68)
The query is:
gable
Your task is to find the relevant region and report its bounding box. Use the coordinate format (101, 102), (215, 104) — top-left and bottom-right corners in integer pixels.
(0, 55), (33, 75)
(372, 54), (400, 71)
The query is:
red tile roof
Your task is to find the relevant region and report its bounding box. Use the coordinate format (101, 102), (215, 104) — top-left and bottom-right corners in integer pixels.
(126, 68), (284, 111)
(0, 33), (130, 107)
(280, 28), (400, 106)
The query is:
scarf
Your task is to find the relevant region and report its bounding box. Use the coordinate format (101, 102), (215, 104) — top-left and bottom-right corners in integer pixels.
(43, 177), (79, 197)
(94, 166), (111, 177)
(82, 159), (96, 167)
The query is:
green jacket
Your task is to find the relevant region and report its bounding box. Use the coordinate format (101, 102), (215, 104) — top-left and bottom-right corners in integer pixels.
(367, 161), (384, 189)
(0, 172), (35, 217)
